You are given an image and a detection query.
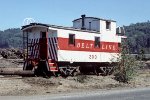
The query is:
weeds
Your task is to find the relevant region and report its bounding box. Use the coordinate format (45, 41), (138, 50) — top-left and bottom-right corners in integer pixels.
(76, 75), (87, 83)
(114, 43), (138, 83)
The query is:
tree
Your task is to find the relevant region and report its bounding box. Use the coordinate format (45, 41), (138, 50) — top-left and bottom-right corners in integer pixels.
(0, 28), (22, 48)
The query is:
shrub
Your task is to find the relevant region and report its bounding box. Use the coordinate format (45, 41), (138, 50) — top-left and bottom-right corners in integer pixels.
(114, 44), (138, 83)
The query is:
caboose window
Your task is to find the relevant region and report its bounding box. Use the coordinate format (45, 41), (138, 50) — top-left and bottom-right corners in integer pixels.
(41, 32), (46, 38)
(69, 34), (75, 45)
(95, 37), (100, 48)
(118, 43), (121, 48)
(106, 21), (111, 30)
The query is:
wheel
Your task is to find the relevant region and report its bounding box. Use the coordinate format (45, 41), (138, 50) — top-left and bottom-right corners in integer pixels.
(35, 60), (50, 77)
(23, 61), (34, 70)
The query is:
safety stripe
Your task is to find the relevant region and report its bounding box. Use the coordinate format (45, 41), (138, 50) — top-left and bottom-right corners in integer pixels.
(29, 39), (34, 58)
(34, 39), (39, 59)
(27, 38), (58, 61)
(48, 37), (58, 61)
(52, 37), (58, 60)
(28, 38), (40, 59)
(48, 39), (52, 59)
(53, 37), (58, 60)
(49, 38), (55, 59)
(32, 39), (36, 58)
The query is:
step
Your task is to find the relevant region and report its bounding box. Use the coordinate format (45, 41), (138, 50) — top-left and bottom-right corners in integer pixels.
(50, 67), (58, 71)
(48, 59), (58, 71)
(48, 59), (54, 63)
(49, 63), (55, 67)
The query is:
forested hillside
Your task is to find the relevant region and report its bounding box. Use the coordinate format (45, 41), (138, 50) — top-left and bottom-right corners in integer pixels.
(0, 28), (22, 48)
(125, 21), (150, 54)
(0, 21), (150, 54)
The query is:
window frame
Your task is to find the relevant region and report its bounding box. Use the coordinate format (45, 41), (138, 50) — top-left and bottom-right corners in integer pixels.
(41, 31), (46, 38)
(118, 43), (121, 48)
(106, 21), (111, 30)
(69, 34), (75, 46)
(94, 37), (100, 48)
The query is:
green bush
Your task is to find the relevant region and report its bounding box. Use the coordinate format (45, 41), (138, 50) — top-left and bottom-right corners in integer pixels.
(114, 44), (138, 83)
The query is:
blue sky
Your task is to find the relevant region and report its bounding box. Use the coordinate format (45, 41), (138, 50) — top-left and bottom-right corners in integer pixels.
(0, 0), (150, 30)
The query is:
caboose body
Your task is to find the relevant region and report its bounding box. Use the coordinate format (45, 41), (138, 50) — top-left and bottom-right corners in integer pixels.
(22, 15), (124, 76)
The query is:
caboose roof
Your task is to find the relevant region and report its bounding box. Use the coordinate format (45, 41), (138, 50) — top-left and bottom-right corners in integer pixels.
(22, 23), (99, 33)
(73, 17), (116, 22)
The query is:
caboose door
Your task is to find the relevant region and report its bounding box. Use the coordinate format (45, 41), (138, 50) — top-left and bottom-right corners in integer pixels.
(39, 32), (48, 60)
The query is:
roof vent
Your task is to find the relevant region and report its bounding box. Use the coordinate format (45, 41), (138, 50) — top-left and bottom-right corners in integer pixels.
(81, 14), (86, 30)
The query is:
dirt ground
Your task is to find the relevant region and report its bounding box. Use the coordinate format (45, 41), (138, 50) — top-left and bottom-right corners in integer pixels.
(0, 59), (150, 96)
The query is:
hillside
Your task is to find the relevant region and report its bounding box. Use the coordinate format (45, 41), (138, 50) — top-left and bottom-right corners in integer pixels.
(0, 28), (22, 48)
(0, 22), (150, 54)
(125, 21), (150, 54)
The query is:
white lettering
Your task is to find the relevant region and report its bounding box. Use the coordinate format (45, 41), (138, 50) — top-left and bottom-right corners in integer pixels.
(109, 45), (112, 50)
(81, 43), (84, 48)
(86, 43), (89, 48)
(102, 44), (105, 49)
(76, 41), (116, 51)
(105, 45), (108, 49)
(77, 43), (80, 48)
(113, 45), (116, 50)
(90, 44), (93, 48)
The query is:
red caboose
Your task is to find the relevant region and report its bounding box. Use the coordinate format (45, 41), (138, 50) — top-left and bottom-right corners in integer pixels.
(22, 15), (125, 76)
